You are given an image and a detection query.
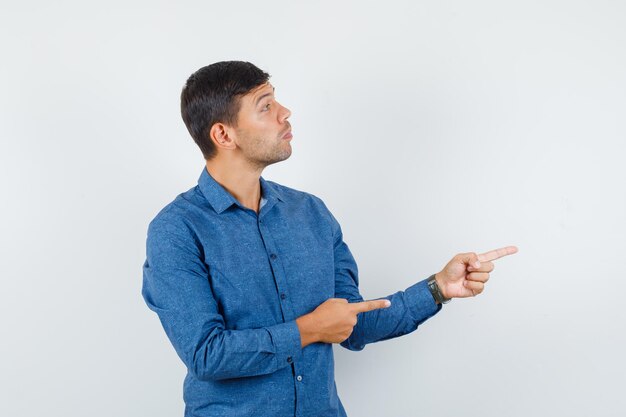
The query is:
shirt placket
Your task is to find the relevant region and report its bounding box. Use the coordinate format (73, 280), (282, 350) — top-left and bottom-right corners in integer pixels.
(256, 212), (307, 417)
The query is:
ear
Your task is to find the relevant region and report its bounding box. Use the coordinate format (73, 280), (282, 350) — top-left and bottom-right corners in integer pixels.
(209, 122), (237, 152)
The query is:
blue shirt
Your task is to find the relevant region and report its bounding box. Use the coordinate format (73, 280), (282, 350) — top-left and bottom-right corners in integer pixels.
(142, 167), (442, 417)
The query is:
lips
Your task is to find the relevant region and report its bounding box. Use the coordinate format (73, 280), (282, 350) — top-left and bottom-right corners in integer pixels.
(282, 130), (293, 140)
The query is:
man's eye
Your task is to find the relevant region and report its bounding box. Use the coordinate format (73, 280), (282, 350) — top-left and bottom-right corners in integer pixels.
(263, 103), (271, 111)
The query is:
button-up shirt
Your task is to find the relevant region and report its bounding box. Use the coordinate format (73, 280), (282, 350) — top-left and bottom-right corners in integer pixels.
(142, 167), (442, 417)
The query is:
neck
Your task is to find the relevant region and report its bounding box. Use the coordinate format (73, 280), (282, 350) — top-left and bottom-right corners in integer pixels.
(205, 156), (264, 213)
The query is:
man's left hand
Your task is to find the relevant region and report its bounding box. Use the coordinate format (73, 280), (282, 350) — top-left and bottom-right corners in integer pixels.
(435, 246), (518, 299)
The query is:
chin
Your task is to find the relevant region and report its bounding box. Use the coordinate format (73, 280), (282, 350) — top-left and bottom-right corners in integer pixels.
(265, 149), (292, 167)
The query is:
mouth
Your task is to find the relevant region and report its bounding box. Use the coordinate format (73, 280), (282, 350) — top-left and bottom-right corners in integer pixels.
(282, 130), (293, 140)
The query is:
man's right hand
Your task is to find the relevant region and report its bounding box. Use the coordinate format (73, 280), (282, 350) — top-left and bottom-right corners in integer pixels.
(296, 298), (391, 347)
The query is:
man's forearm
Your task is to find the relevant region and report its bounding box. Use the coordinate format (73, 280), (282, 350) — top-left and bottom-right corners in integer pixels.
(340, 279), (441, 351)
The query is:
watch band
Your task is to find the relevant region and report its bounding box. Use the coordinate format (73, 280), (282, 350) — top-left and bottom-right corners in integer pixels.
(427, 274), (451, 304)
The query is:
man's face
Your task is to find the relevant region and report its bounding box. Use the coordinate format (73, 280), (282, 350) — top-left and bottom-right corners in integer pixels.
(231, 82), (292, 168)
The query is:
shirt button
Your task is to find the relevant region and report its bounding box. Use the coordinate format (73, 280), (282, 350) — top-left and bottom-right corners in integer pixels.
(287, 356), (292, 363)
(296, 375), (303, 382)
(270, 254), (277, 260)
(280, 293), (286, 300)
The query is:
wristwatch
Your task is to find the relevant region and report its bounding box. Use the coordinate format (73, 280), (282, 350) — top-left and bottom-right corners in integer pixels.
(427, 274), (451, 304)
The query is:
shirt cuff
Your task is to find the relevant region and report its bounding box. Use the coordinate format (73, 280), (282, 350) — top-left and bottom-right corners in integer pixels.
(266, 320), (303, 366)
(404, 277), (443, 323)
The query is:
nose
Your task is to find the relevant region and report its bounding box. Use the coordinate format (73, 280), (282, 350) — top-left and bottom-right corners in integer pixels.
(278, 102), (291, 122)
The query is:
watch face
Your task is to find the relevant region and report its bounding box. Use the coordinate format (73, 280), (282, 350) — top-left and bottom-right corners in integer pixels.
(427, 280), (440, 301)
(427, 276), (448, 304)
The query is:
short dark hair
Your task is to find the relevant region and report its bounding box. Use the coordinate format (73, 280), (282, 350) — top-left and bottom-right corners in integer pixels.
(180, 61), (270, 160)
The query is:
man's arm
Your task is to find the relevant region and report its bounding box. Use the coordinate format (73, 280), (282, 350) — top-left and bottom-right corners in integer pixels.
(141, 218), (302, 381)
(292, 201), (442, 351)
(330, 213), (442, 351)
(297, 199), (518, 351)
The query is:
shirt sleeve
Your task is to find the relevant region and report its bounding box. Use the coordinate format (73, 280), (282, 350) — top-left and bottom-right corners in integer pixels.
(141, 214), (303, 381)
(325, 207), (442, 351)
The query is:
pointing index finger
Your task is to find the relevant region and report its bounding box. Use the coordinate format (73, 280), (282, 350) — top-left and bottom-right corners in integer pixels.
(351, 299), (391, 314)
(477, 245), (519, 262)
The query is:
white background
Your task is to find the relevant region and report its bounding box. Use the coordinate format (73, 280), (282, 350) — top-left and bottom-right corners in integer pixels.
(1, 1), (625, 416)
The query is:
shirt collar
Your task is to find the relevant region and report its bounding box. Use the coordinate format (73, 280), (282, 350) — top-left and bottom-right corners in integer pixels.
(198, 167), (283, 214)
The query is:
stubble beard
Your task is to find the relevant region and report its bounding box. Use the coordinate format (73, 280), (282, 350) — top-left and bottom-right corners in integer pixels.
(244, 134), (292, 170)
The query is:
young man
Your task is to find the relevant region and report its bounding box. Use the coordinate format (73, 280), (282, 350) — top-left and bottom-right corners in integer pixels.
(142, 61), (517, 417)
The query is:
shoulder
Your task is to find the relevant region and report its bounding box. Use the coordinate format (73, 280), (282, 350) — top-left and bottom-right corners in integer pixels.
(263, 180), (339, 233)
(147, 186), (207, 240)
(265, 180), (333, 215)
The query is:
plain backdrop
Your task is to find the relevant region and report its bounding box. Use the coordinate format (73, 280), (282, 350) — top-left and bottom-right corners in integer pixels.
(1, 1), (625, 416)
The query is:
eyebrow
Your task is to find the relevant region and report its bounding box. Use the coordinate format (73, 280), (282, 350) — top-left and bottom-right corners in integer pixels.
(255, 87), (275, 106)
